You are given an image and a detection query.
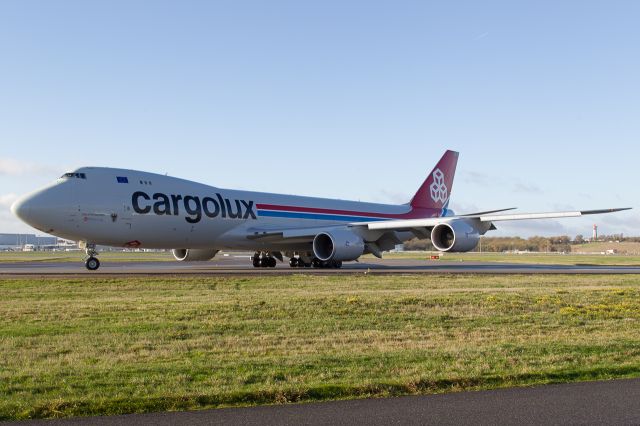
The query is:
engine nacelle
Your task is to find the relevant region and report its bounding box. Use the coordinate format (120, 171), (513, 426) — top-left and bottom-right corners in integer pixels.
(313, 230), (365, 262)
(172, 248), (219, 262)
(431, 220), (480, 252)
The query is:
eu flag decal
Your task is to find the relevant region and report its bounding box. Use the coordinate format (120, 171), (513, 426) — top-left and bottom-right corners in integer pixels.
(116, 176), (129, 184)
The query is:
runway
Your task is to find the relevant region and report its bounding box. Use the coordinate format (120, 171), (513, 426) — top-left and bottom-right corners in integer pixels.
(1, 256), (640, 276)
(5, 378), (640, 425)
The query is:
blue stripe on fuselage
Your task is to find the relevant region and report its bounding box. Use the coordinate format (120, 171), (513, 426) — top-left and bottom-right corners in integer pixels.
(257, 210), (388, 222)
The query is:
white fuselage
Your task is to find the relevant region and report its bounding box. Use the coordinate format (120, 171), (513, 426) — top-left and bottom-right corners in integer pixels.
(12, 167), (432, 251)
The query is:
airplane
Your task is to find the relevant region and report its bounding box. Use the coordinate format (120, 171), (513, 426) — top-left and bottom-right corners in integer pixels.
(11, 150), (630, 271)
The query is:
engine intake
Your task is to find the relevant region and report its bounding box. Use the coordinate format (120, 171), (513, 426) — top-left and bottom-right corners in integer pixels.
(313, 230), (365, 262)
(172, 248), (219, 261)
(431, 220), (480, 252)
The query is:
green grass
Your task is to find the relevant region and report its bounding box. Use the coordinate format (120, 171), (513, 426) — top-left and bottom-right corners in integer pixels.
(377, 251), (640, 266)
(1, 274), (640, 420)
(0, 251), (174, 263)
(572, 241), (640, 255)
(3, 250), (640, 266)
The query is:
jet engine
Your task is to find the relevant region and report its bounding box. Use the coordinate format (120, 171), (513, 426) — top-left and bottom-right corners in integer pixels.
(313, 229), (365, 262)
(172, 248), (219, 261)
(430, 220), (480, 252)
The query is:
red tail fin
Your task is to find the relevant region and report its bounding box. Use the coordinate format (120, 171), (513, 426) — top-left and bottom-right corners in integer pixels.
(409, 150), (459, 210)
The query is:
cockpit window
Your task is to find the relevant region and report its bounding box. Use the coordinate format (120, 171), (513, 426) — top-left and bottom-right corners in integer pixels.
(60, 172), (87, 179)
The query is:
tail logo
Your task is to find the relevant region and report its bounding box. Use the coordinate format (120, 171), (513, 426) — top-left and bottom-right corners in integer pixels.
(429, 168), (448, 203)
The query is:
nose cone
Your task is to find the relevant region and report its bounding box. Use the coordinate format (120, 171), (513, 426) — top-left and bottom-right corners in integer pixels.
(11, 185), (62, 230)
(11, 194), (33, 222)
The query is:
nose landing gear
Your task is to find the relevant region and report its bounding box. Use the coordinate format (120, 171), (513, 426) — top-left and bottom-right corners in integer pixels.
(85, 256), (100, 271)
(84, 244), (100, 271)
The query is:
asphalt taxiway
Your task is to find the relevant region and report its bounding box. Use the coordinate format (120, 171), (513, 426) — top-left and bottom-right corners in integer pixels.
(5, 378), (640, 425)
(1, 256), (640, 276)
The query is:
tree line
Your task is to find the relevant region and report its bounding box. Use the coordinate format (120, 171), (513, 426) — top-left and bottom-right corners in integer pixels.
(403, 234), (636, 253)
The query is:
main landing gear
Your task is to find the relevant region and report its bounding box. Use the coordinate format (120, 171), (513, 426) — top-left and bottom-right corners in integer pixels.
(288, 255), (342, 269)
(251, 252), (343, 269)
(251, 252), (277, 268)
(84, 244), (100, 271)
(311, 258), (342, 269)
(288, 256), (311, 268)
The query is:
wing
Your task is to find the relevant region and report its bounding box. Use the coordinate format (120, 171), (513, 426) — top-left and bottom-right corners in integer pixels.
(356, 208), (632, 232)
(245, 208), (631, 239)
(241, 207), (630, 257)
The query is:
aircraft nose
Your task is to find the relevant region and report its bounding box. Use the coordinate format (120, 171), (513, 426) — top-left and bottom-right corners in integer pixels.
(11, 187), (60, 229)
(11, 195), (33, 222)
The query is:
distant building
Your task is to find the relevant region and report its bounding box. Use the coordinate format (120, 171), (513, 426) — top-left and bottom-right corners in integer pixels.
(0, 233), (60, 251)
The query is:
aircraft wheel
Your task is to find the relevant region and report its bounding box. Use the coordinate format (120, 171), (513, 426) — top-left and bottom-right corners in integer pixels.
(85, 256), (100, 271)
(252, 256), (261, 267)
(333, 260), (343, 269)
(268, 257), (277, 267)
(312, 258), (321, 268)
(289, 257), (298, 267)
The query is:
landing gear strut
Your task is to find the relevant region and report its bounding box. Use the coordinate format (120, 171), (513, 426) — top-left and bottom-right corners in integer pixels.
(84, 244), (100, 271)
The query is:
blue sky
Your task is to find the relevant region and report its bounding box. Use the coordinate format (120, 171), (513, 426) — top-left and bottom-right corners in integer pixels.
(1, 0), (638, 237)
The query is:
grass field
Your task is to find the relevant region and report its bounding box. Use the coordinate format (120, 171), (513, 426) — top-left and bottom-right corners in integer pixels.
(378, 251), (640, 266)
(0, 251), (174, 263)
(571, 241), (640, 255)
(1, 274), (640, 420)
(2, 250), (640, 266)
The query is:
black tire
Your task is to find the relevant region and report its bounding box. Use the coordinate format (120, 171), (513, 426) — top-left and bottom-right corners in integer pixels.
(298, 259), (310, 267)
(260, 257), (269, 267)
(312, 258), (321, 268)
(268, 257), (277, 268)
(333, 260), (343, 269)
(252, 257), (261, 267)
(289, 258), (298, 267)
(85, 257), (100, 271)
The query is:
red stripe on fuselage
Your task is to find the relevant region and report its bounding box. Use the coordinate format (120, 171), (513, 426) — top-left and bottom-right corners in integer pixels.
(255, 204), (439, 219)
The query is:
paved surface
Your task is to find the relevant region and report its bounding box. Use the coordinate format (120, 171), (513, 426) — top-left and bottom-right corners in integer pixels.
(1, 256), (640, 276)
(5, 379), (640, 425)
